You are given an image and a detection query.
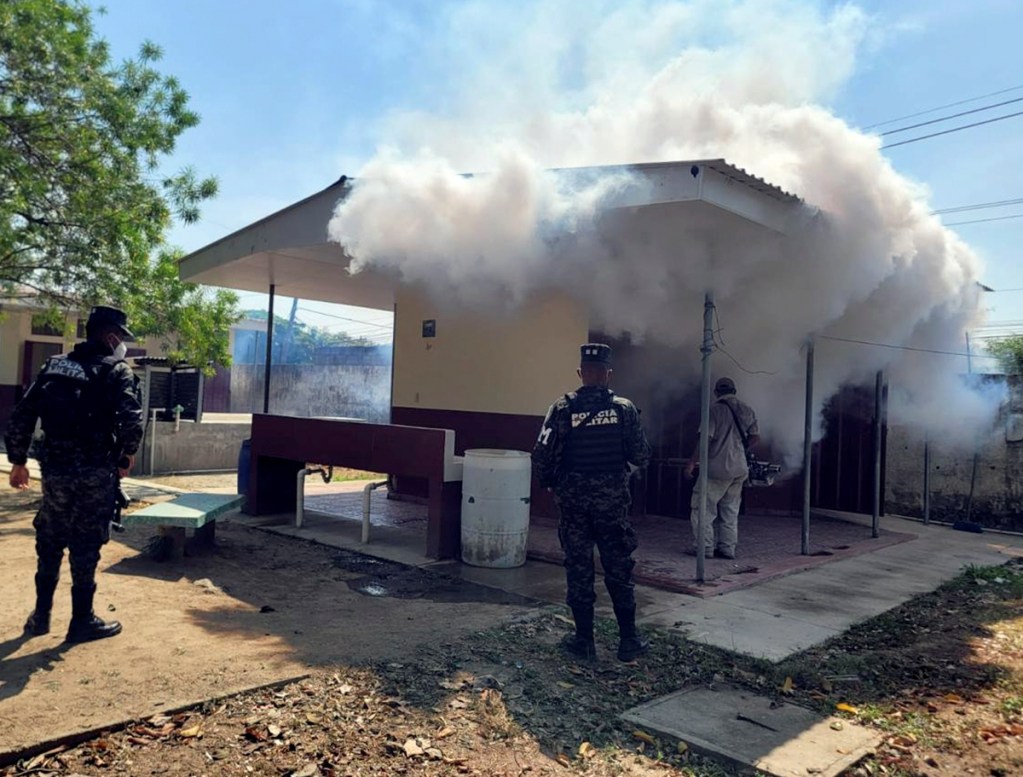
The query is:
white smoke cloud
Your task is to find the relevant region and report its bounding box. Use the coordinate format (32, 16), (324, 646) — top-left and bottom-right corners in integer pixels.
(327, 0), (991, 456)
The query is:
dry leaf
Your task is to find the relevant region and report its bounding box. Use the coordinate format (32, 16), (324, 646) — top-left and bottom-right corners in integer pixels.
(244, 726), (267, 742)
(578, 742), (594, 758)
(944, 693), (964, 704)
(836, 703), (859, 714)
(436, 727), (455, 739)
(268, 723), (282, 738)
(306, 713), (322, 725)
(633, 730), (657, 746)
(556, 681), (574, 690)
(404, 738), (425, 757)
(781, 676), (794, 694)
(555, 753), (571, 767)
(178, 725), (202, 738)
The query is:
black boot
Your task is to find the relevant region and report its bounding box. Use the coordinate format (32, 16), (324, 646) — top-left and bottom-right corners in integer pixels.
(66, 584), (122, 644)
(24, 574), (58, 636)
(614, 605), (649, 662)
(560, 605), (596, 660)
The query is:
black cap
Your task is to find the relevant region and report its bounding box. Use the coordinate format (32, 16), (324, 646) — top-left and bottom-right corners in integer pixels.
(715, 377), (736, 394)
(87, 305), (133, 338)
(580, 343), (612, 366)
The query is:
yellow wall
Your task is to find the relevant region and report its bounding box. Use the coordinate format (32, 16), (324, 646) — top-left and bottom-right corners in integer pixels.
(0, 308), (70, 386)
(392, 288), (590, 416)
(0, 306), (174, 387)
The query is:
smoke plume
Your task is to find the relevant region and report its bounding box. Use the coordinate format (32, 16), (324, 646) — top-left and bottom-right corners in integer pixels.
(327, 0), (990, 457)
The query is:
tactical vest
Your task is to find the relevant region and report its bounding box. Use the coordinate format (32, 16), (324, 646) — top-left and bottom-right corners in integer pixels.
(36, 354), (119, 444)
(562, 392), (626, 475)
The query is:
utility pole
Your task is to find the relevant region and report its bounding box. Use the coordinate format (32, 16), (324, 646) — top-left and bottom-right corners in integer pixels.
(281, 297), (299, 364)
(801, 336), (814, 555)
(695, 292), (714, 584)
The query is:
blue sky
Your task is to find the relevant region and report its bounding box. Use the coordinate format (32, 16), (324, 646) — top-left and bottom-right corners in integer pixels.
(91, 0), (1023, 345)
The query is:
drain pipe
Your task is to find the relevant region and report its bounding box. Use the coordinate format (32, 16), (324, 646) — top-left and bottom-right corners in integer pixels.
(148, 408), (160, 476)
(296, 465), (333, 528)
(362, 480), (389, 543)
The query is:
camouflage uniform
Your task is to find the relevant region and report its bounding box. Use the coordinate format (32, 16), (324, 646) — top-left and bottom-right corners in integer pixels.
(534, 355), (651, 660)
(5, 333), (143, 640)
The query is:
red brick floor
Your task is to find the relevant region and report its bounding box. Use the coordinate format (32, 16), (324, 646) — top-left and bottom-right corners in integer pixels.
(528, 511), (916, 597)
(304, 488), (915, 598)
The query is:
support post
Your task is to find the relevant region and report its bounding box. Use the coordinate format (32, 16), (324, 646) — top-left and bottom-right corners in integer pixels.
(802, 337), (814, 555)
(872, 369), (883, 538)
(696, 292), (714, 583)
(263, 284), (275, 414)
(923, 433), (931, 526)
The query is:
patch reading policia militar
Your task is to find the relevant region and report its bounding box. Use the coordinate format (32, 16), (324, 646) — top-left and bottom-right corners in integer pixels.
(571, 408), (620, 428)
(44, 357), (89, 382)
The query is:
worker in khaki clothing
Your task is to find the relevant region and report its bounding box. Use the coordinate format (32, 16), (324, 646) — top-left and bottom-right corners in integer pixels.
(684, 377), (759, 559)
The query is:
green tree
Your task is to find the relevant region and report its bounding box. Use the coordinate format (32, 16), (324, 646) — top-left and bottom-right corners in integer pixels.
(0, 0), (236, 366)
(241, 310), (376, 364)
(986, 335), (1023, 375)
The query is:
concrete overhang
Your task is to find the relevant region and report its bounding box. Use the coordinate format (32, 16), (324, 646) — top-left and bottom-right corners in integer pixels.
(178, 159), (806, 305)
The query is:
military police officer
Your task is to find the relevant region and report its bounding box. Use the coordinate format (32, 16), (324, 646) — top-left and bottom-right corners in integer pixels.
(5, 305), (144, 643)
(533, 343), (651, 661)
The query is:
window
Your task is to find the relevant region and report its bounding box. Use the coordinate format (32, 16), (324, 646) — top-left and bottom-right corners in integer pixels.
(76, 319), (87, 338)
(30, 314), (63, 337)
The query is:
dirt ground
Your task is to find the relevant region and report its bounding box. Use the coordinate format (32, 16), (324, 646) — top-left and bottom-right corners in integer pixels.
(3, 474), (1023, 776)
(0, 478), (538, 757)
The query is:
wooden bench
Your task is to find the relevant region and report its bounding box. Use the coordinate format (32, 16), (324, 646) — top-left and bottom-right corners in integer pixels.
(121, 493), (244, 560)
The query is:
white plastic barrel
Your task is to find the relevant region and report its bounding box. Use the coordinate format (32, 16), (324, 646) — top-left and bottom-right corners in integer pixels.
(460, 449), (532, 568)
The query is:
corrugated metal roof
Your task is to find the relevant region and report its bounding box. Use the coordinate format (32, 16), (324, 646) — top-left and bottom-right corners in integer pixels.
(701, 159), (802, 204)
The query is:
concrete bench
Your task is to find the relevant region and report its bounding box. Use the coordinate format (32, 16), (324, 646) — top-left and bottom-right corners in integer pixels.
(121, 493), (244, 560)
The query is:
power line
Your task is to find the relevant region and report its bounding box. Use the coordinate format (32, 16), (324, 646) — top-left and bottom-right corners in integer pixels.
(297, 305), (393, 329)
(934, 197), (1023, 215)
(944, 213), (1023, 227)
(881, 96), (1023, 136)
(817, 334), (997, 359)
(864, 83), (1023, 129)
(882, 109), (1023, 149)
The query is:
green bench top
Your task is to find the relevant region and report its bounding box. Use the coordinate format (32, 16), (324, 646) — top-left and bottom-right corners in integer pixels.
(121, 494), (244, 529)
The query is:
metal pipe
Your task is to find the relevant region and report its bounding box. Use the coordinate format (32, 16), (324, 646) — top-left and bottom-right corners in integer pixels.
(361, 480), (389, 543)
(872, 369), (883, 538)
(296, 468), (309, 528)
(296, 466), (332, 528)
(923, 433), (931, 526)
(263, 283), (275, 414)
(801, 336), (814, 555)
(696, 292), (714, 583)
(149, 408), (159, 476)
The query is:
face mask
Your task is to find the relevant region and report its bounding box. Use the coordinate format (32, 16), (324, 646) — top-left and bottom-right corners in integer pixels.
(106, 335), (127, 360)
